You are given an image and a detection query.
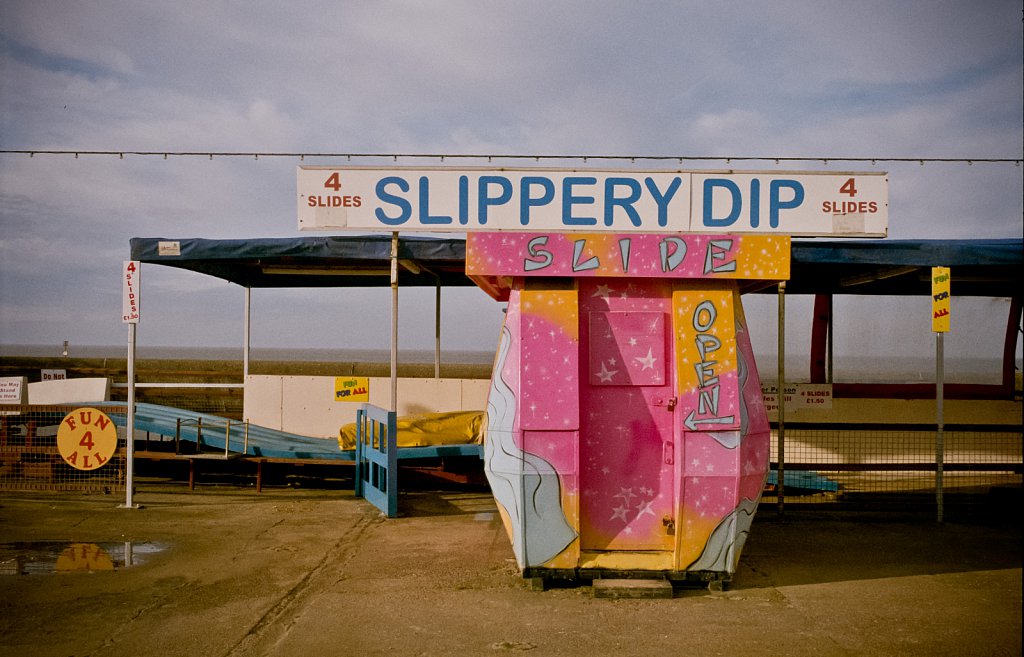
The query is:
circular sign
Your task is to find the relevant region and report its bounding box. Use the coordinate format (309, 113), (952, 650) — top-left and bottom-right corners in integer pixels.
(57, 408), (118, 471)
(56, 543), (115, 572)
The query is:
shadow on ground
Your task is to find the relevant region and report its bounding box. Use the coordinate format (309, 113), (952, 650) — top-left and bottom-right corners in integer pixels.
(735, 508), (1022, 589)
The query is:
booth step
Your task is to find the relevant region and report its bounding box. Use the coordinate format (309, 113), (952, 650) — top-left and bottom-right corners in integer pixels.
(592, 578), (673, 599)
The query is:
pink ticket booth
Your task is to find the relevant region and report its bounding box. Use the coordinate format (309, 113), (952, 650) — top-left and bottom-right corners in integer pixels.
(467, 232), (790, 587)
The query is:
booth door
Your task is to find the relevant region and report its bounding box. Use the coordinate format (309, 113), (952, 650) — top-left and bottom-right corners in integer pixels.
(578, 279), (676, 552)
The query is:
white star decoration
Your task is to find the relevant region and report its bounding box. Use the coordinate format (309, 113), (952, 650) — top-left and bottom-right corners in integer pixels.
(614, 487), (636, 504)
(633, 348), (657, 371)
(596, 361), (618, 383)
(635, 500), (656, 518)
(610, 505), (629, 521)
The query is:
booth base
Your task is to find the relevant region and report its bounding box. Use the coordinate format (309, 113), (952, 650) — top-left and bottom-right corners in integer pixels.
(523, 567), (732, 593)
(592, 578), (675, 599)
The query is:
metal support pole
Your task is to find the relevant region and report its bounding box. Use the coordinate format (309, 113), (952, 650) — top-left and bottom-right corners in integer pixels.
(390, 232), (399, 413)
(826, 294), (834, 384)
(936, 332), (945, 523)
(243, 286), (251, 379)
(435, 277), (442, 379)
(122, 322), (138, 509)
(777, 281), (786, 516)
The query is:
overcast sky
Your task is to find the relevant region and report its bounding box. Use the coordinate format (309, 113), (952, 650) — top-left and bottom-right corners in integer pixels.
(1, 2), (1021, 372)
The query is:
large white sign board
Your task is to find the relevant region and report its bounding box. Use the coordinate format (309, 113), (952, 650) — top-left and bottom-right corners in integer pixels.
(298, 166), (887, 237)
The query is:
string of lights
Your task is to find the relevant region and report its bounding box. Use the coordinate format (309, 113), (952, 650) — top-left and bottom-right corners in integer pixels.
(0, 149), (1019, 165)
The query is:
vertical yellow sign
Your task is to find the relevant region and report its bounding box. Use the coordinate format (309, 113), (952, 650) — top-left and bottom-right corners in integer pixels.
(931, 267), (951, 333)
(335, 377), (369, 402)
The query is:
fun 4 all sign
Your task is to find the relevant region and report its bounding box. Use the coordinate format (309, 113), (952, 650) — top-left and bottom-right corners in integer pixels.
(57, 408), (118, 470)
(932, 266), (951, 333)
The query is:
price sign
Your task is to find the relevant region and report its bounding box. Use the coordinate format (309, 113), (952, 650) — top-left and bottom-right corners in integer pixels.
(122, 261), (140, 323)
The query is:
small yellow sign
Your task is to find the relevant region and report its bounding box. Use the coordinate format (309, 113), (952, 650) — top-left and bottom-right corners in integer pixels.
(334, 377), (369, 402)
(57, 408), (118, 470)
(931, 266), (951, 333)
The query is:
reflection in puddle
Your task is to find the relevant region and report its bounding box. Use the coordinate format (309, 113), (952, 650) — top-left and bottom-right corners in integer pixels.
(0, 541), (167, 575)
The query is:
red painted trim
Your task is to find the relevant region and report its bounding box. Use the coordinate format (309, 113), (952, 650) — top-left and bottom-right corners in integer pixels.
(810, 294), (830, 383)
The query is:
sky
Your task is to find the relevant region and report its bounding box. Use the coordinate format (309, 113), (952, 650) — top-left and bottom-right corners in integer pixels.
(1, 1), (1022, 376)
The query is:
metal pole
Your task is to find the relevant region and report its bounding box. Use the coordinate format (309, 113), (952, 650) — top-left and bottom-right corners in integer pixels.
(390, 232), (399, 412)
(936, 331), (945, 523)
(777, 281), (786, 516)
(826, 294), (834, 384)
(434, 277), (442, 379)
(243, 287), (251, 379)
(123, 322), (137, 509)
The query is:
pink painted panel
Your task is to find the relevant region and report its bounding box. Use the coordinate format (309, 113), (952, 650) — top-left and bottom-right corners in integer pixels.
(466, 233), (790, 281)
(518, 285), (580, 431)
(578, 279), (675, 552)
(588, 311), (666, 386)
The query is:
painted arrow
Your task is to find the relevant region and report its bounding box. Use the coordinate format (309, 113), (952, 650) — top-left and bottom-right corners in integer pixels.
(684, 410), (737, 431)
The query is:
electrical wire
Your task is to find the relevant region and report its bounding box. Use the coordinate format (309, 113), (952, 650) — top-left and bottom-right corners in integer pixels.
(0, 149), (1020, 165)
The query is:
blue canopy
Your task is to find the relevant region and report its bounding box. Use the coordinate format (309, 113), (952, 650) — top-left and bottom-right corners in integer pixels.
(130, 235), (1021, 297)
(129, 234), (471, 288)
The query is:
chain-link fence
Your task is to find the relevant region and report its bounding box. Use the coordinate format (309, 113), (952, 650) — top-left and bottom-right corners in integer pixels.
(767, 423), (1023, 514)
(4, 399), (1020, 518)
(109, 384), (244, 419)
(0, 405), (127, 493)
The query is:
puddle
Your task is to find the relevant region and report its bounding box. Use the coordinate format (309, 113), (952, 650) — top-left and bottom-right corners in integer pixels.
(0, 541), (167, 575)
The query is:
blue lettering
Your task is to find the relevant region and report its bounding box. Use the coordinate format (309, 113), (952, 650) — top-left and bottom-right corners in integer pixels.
(521, 177), (555, 225)
(770, 179), (804, 228)
(703, 179), (741, 227)
(604, 178), (642, 227)
(562, 177), (597, 226)
(458, 176), (469, 225)
(418, 176), (452, 225)
(750, 179), (761, 228)
(645, 177), (682, 227)
(375, 177), (411, 225)
(478, 176), (513, 225)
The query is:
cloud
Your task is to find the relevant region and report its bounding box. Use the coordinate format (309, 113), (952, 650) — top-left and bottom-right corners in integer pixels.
(0, 0), (1020, 353)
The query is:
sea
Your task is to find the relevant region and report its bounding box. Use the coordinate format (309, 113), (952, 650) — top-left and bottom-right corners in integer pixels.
(1, 344), (1017, 385)
(0, 344), (496, 365)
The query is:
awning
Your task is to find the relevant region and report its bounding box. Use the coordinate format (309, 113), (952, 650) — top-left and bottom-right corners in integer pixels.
(129, 235), (473, 288)
(129, 235), (1021, 297)
(773, 238), (1021, 297)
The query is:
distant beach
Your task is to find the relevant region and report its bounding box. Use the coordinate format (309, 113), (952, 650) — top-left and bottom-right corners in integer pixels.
(0, 344), (496, 365)
(0, 343), (1015, 385)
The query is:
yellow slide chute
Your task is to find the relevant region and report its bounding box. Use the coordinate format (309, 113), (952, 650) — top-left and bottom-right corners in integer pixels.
(338, 410), (484, 451)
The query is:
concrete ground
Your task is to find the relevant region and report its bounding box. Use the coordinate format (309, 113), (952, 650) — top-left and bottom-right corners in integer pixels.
(0, 479), (1020, 657)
